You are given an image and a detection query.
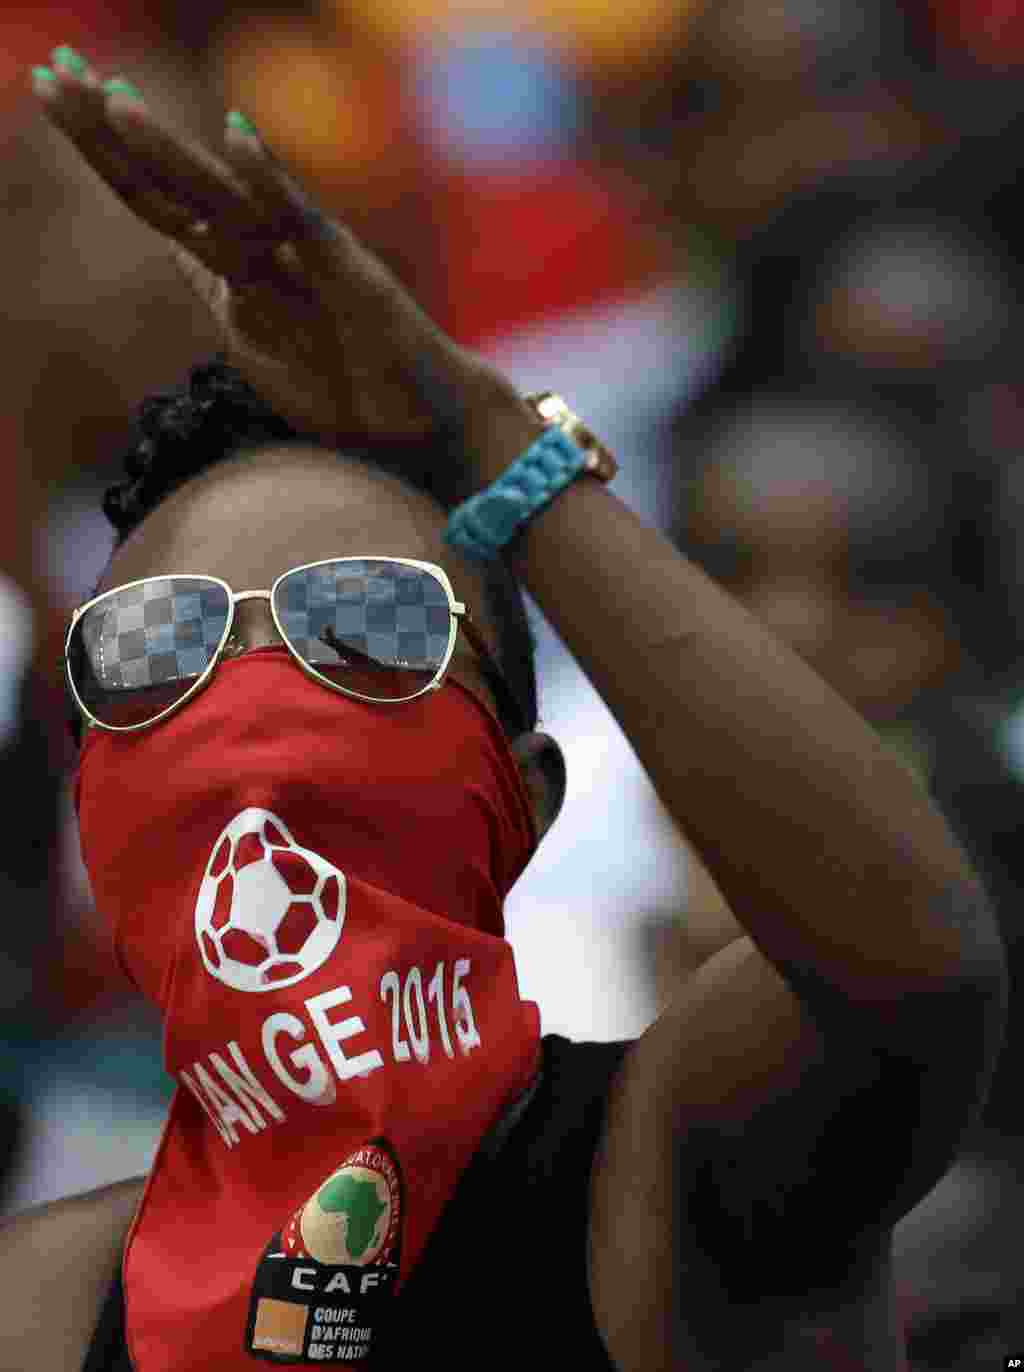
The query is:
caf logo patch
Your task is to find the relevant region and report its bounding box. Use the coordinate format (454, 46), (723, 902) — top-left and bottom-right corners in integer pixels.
(246, 1139), (404, 1363)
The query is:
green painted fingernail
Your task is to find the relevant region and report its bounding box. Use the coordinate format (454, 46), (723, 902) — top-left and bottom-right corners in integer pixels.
(227, 110), (258, 137)
(31, 66), (57, 86)
(52, 46), (88, 76)
(103, 78), (142, 100)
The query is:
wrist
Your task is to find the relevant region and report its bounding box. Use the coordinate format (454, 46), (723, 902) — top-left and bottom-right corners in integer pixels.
(451, 385), (548, 506)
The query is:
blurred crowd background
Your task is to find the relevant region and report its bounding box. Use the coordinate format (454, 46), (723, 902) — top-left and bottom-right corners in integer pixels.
(3, 0), (1024, 1366)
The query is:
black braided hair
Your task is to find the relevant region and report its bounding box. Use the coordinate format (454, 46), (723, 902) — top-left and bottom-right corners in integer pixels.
(100, 356), (538, 739)
(102, 359), (308, 536)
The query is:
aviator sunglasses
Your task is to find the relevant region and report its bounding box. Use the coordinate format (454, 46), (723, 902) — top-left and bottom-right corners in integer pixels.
(64, 557), (527, 741)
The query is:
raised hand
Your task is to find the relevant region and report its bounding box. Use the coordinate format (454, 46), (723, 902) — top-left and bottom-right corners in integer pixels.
(30, 46), (517, 449)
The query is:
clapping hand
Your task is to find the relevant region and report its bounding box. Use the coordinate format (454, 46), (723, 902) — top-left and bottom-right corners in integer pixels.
(31, 46), (519, 451)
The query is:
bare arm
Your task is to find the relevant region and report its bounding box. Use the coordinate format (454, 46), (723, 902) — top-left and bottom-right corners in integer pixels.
(32, 47), (1005, 1038)
(480, 451), (1007, 1025)
(28, 58), (1006, 1357)
(0, 1176), (146, 1372)
(460, 409), (1007, 1361)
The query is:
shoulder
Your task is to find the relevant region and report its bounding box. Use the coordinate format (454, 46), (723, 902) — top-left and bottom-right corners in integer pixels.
(0, 1176), (146, 1372)
(0, 1172), (146, 1259)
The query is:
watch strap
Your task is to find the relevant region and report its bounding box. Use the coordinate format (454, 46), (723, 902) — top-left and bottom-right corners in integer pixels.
(444, 393), (617, 563)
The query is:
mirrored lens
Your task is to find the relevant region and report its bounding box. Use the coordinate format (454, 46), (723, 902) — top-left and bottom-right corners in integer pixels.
(273, 560), (451, 700)
(68, 577), (230, 728)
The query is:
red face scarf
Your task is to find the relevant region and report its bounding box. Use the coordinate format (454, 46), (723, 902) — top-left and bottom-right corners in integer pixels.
(73, 645), (542, 1369)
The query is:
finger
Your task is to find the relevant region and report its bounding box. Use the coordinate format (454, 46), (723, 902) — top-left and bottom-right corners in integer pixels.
(222, 115), (346, 246)
(42, 50), (230, 226)
(103, 86), (263, 231)
(45, 45), (108, 127)
(39, 50), (310, 270)
(34, 69), (303, 294)
(220, 124), (353, 304)
(225, 137), (410, 324)
(37, 55), (187, 225)
(228, 141), (417, 323)
(100, 95), (321, 299)
(35, 65), (221, 240)
(118, 101), (355, 298)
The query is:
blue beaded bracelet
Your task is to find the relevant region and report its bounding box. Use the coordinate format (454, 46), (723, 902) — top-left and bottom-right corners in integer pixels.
(443, 426), (587, 563)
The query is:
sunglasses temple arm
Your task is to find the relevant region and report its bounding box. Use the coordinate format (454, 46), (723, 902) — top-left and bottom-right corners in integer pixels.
(459, 616), (528, 737)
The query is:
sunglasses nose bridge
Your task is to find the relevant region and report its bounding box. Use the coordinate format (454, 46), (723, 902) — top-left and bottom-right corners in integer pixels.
(227, 589), (282, 654)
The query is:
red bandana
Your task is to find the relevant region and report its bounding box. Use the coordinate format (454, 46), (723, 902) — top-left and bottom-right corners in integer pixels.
(74, 646), (542, 1368)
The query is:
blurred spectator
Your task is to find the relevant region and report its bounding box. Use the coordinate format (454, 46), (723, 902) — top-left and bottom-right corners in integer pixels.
(669, 388), (1024, 1363)
(666, 127), (1024, 958)
(670, 142), (1023, 430)
(673, 384), (1021, 768)
(893, 1146), (1024, 1368)
(0, 19), (240, 1213)
(0, 1092), (25, 1215)
(665, 142), (1024, 1361)
(583, 0), (955, 250)
(925, 0), (1024, 71)
(401, 27), (670, 345)
(0, 572), (67, 1211)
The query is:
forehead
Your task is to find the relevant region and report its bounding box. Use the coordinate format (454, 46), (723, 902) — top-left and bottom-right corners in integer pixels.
(99, 445), (490, 612)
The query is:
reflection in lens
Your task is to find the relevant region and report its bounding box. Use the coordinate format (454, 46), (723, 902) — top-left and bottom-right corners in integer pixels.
(68, 577), (230, 728)
(274, 560), (451, 700)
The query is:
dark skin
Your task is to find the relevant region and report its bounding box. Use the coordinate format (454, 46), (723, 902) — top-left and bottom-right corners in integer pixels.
(13, 46), (1009, 1372)
(87, 444), (567, 845)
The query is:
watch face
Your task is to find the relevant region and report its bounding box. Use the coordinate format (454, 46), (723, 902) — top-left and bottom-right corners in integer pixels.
(526, 394), (617, 481)
(534, 393), (564, 423)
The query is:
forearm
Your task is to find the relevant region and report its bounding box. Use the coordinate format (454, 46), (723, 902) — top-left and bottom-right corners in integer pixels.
(462, 393), (1006, 1020)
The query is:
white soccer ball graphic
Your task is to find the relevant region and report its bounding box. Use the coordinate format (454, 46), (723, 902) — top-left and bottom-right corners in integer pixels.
(194, 807), (346, 993)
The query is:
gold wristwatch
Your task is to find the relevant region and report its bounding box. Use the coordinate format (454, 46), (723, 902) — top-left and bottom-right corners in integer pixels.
(523, 392), (619, 483)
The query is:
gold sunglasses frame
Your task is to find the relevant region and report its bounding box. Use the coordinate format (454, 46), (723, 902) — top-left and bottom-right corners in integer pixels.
(65, 556), (525, 737)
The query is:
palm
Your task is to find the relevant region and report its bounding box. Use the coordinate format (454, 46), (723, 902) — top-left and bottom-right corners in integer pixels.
(34, 60), (503, 445)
